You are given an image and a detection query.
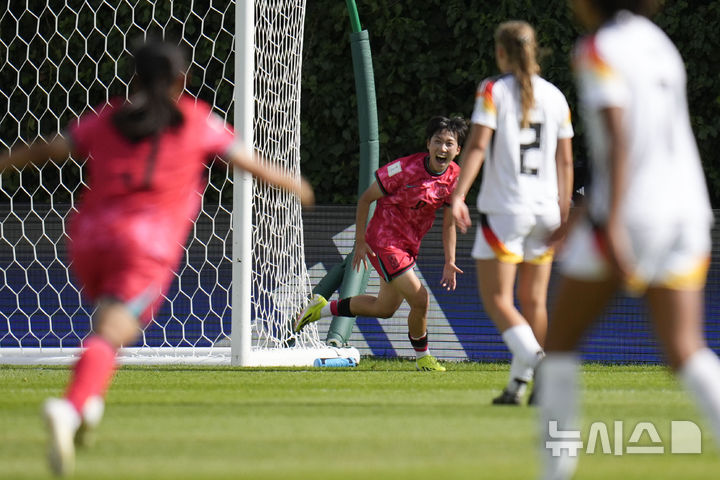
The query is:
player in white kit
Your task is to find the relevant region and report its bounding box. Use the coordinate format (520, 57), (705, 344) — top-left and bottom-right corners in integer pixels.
(537, 1), (720, 479)
(451, 20), (574, 405)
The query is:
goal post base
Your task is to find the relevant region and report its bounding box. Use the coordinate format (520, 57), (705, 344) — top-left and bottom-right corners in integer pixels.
(235, 346), (360, 367)
(0, 346), (361, 367)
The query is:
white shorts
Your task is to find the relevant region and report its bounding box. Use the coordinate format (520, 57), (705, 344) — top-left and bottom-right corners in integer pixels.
(560, 216), (711, 294)
(472, 212), (560, 264)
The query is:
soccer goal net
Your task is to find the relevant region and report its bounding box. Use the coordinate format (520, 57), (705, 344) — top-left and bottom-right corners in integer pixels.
(0, 1), (357, 366)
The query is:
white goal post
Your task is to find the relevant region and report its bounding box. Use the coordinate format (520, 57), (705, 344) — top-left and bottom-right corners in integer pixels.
(0, 1), (358, 366)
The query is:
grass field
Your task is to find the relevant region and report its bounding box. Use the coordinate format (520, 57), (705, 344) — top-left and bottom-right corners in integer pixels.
(1, 359), (718, 479)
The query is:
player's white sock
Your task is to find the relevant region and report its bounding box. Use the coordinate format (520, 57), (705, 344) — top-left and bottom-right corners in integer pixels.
(502, 324), (543, 392)
(507, 356), (532, 395)
(538, 353), (580, 480)
(503, 324), (543, 365)
(320, 303), (332, 317)
(415, 349), (430, 360)
(43, 397), (81, 476)
(679, 348), (720, 446)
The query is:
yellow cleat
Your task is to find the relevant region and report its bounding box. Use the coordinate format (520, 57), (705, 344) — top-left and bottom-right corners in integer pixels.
(294, 294), (328, 332)
(416, 354), (446, 371)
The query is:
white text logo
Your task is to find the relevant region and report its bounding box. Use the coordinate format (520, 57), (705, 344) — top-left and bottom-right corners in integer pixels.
(546, 420), (702, 456)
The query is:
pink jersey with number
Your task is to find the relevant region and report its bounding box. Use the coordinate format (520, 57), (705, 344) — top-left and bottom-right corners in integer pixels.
(365, 152), (459, 257)
(65, 95), (235, 312)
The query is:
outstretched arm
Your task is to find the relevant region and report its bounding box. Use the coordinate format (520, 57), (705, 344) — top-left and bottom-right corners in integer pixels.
(548, 137), (574, 247)
(602, 106), (631, 279)
(352, 181), (383, 272)
(556, 137), (574, 224)
(225, 143), (315, 207)
(441, 206), (463, 291)
(449, 123), (493, 233)
(0, 136), (72, 172)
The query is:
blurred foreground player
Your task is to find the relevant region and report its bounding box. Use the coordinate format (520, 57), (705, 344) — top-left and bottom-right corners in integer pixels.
(537, 1), (720, 479)
(0, 38), (314, 476)
(295, 116), (467, 372)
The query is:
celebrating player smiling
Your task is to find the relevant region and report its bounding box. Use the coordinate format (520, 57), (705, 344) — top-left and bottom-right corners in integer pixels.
(295, 116), (467, 371)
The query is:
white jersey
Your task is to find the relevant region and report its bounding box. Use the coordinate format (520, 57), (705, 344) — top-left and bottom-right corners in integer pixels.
(573, 11), (712, 226)
(471, 74), (574, 215)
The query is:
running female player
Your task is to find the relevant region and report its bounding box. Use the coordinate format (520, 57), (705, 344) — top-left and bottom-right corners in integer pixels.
(295, 116), (467, 372)
(0, 39), (314, 476)
(451, 21), (574, 404)
(537, 2), (720, 479)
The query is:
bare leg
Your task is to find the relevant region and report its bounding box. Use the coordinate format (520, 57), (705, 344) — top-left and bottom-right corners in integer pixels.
(385, 269), (429, 339)
(335, 271), (429, 338)
(45, 300), (142, 476)
(478, 258), (542, 400)
(646, 287), (704, 371)
(539, 275), (618, 480)
(352, 269), (441, 369)
(66, 299), (141, 412)
(516, 261), (552, 347)
(476, 259), (524, 332)
(349, 278), (405, 319)
(545, 275), (619, 352)
(646, 286), (720, 450)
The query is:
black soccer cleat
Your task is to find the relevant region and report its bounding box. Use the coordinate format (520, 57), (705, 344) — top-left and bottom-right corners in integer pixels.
(491, 388), (522, 406)
(527, 387), (537, 406)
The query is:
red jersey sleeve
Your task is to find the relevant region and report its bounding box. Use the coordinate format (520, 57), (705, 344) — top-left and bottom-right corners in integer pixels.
(374, 155), (412, 196)
(176, 97), (235, 160)
(66, 107), (105, 159)
(201, 110), (236, 158)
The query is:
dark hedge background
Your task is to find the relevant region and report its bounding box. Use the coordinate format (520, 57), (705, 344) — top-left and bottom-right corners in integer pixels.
(1, 1), (718, 206)
(300, 0), (720, 205)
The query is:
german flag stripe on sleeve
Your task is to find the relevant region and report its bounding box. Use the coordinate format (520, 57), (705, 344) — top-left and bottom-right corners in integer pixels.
(476, 79), (497, 116)
(584, 36), (615, 80)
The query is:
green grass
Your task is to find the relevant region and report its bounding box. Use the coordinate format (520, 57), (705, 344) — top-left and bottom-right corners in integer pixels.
(0, 360), (717, 479)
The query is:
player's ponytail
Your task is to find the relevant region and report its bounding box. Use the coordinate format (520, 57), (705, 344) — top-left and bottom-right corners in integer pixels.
(112, 38), (186, 143)
(495, 21), (539, 129)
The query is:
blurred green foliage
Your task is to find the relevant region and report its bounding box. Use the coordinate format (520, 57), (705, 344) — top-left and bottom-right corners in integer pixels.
(301, 0), (720, 205)
(3, 1), (718, 206)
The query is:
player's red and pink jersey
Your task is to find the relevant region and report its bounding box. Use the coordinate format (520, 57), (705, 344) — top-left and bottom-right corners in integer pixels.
(365, 152), (459, 257)
(66, 95), (235, 266)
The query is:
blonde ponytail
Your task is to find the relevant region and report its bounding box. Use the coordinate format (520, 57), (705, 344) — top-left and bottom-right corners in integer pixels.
(495, 21), (540, 128)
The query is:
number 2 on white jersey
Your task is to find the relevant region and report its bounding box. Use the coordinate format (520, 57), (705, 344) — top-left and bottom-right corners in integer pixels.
(519, 122), (542, 176)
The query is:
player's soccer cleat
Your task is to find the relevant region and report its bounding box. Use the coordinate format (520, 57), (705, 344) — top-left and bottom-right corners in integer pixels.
(491, 388), (522, 405)
(74, 396), (104, 448)
(415, 354), (446, 371)
(527, 386), (537, 406)
(294, 294), (328, 332)
(43, 398), (81, 477)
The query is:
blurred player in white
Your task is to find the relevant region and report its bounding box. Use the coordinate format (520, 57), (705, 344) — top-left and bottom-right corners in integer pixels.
(295, 116), (467, 372)
(537, 1), (720, 479)
(451, 21), (574, 404)
(0, 39), (313, 476)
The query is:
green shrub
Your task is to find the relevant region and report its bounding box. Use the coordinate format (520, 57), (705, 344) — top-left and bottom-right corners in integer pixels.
(301, 1), (720, 205)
